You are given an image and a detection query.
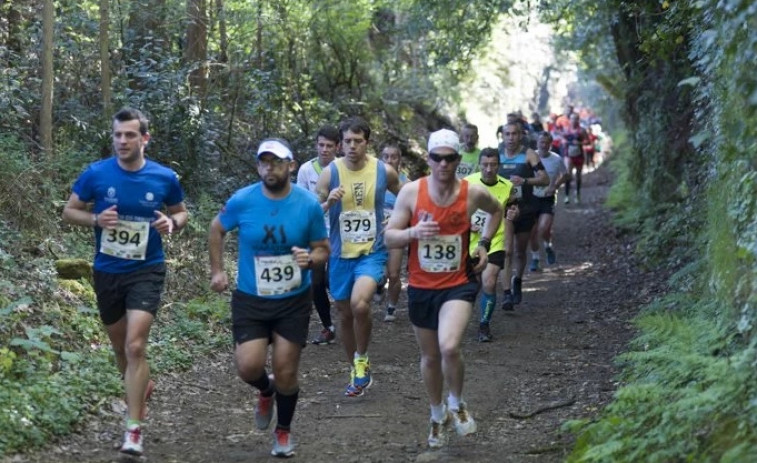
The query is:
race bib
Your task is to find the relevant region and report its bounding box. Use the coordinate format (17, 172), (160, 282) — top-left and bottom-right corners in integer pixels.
(471, 209), (488, 231)
(512, 184), (523, 199)
(339, 210), (376, 244)
(568, 144), (582, 157)
(418, 235), (462, 272)
(456, 162), (475, 178)
(100, 220), (150, 260)
(533, 185), (548, 198)
(254, 254), (302, 296)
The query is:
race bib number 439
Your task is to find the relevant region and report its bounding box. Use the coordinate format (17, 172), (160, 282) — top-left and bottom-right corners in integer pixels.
(418, 235), (462, 272)
(100, 220), (150, 260)
(254, 255), (302, 296)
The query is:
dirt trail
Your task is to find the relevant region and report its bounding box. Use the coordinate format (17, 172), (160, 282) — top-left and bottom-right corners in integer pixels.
(11, 161), (657, 463)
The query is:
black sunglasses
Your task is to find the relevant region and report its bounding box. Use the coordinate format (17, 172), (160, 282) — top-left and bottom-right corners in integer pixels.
(428, 152), (460, 163)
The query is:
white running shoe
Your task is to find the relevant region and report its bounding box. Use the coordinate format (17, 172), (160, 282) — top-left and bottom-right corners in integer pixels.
(119, 426), (143, 456)
(427, 409), (451, 448)
(451, 403), (477, 436)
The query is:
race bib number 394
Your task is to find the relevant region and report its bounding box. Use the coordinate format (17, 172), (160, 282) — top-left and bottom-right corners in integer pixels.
(100, 220), (150, 260)
(418, 235), (462, 273)
(254, 255), (302, 296)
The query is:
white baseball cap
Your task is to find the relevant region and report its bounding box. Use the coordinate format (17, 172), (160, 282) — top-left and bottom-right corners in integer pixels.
(427, 129), (460, 153)
(257, 139), (293, 160)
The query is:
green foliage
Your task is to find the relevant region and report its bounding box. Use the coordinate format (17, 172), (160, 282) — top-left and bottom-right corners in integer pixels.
(566, 293), (756, 462)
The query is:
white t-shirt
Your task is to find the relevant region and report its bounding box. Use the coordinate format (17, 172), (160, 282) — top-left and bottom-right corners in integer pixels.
(533, 151), (567, 198)
(296, 157), (330, 229)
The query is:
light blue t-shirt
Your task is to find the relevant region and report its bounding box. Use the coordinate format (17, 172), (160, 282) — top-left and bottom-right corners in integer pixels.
(72, 157), (184, 273)
(218, 183), (327, 298)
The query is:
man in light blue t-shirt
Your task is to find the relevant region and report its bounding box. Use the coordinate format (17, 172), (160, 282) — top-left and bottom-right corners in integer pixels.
(209, 138), (329, 457)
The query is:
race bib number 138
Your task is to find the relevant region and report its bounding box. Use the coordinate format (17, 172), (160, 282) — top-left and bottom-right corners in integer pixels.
(418, 235), (462, 272)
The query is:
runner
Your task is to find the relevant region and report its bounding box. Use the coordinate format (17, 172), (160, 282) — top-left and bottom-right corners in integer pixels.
(209, 138), (329, 458)
(562, 113), (587, 204)
(316, 116), (401, 397)
(465, 148), (517, 342)
(379, 140), (409, 322)
(498, 122), (550, 310)
(61, 107), (188, 457)
(529, 132), (569, 271)
(384, 129), (503, 448)
(296, 125), (340, 345)
(455, 123), (481, 179)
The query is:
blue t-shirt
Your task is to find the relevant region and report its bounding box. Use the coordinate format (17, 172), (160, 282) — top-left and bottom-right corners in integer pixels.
(72, 157), (185, 273)
(384, 172), (408, 210)
(218, 183), (327, 298)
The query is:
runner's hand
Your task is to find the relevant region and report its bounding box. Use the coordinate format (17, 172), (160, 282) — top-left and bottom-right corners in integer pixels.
(210, 271), (229, 292)
(471, 246), (488, 273)
(327, 186), (345, 206)
(291, 246), (310, 269)
(412, 219), (440, 239)
(153, 210), (174, 234)
(98, 205), (118, 229)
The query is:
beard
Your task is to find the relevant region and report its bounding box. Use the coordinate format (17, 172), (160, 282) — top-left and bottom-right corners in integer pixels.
(263, 175), (289, 193)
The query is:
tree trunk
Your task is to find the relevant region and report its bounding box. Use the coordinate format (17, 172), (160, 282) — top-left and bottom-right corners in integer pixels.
(99, 0), (112, 117)
(216, 0), (227, 63)
(185, 0), (208, 98)
(40, 0), (54, 156)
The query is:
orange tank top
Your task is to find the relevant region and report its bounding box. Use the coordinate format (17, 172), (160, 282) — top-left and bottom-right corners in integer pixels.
(408, 178), (474, 289)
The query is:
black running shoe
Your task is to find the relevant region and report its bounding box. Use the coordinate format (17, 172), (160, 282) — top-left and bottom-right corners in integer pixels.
(501, 292), (514, 311)
(512, 276), (522, 304)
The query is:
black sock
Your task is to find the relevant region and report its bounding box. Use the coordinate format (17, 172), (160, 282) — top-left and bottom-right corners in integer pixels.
(275, 388), (299, 429)
(246, 372), (274, 397)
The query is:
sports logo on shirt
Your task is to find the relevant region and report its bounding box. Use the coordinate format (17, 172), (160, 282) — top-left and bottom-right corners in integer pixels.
(145, 192), (154, 201)
(352, 182), (365, 207)
(107, 187), (116, 198)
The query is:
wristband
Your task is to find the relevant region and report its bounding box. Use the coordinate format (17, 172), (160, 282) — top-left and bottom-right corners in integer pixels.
(477, 237), (491, 252)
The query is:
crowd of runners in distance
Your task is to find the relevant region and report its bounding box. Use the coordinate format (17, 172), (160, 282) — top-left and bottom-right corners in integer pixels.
(62, 105), (605, 459)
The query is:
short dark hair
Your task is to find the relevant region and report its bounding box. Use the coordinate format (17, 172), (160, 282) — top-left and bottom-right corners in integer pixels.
(316, 125), (340, 144)
(478, 147), (499, 163)
(538, 131), (553, 142)
(113, 107), (149, 135)
(339, 117), (371, 141)
(379, 140), (402, 157)
(461, 123), (478, 133)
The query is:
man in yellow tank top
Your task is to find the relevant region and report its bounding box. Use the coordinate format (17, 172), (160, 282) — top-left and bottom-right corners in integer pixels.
(316, 117), (401, 397)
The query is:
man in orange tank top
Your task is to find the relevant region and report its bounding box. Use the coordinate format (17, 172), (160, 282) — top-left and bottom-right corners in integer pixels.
(384, 129), (503, 449)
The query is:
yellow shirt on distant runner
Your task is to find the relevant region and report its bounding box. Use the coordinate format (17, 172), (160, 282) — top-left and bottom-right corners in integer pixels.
(464, 173), (512, 254)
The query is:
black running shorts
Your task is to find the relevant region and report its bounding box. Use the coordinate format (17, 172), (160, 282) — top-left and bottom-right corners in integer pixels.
(231, 289), (311, 347)
(94, 263), (166, 325)
(407, 281), (479, 330)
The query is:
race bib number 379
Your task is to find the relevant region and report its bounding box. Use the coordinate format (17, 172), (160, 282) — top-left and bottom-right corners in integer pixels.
(100, 220), (150, 260)
(339, 210), (376, 244)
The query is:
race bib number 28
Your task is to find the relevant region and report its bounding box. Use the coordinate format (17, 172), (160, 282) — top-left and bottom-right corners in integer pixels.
(100, 220), (150, 260)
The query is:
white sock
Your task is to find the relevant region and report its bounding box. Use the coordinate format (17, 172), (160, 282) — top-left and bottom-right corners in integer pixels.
(447, 394), (461, 411)
(532, 251), (540, 259)
(328, 325), (335, 333)
(544, 241), (551, 249)
(430, 403), (447, 423)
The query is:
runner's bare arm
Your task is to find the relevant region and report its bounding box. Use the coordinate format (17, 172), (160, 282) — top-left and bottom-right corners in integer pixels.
(385, 163), (401, 195)
(208, 216), (229, 292)
(316, 167), (344, 213)
(384, 180), (419, 248)
(526, 149), (550, 186)
(62, 193), (97, 227)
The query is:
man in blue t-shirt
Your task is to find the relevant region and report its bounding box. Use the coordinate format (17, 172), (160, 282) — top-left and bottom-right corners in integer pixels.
(209, 138), (329, 458)
(62, 107), (188, 457)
